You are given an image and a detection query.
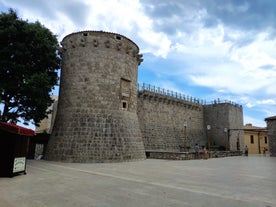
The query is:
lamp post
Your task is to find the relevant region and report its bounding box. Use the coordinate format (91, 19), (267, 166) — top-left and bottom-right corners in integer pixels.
(207, 125), (211, 151)
(236, 131), (240, 151)
(183, 120), (187, 152)
(224, 128), (228, 151)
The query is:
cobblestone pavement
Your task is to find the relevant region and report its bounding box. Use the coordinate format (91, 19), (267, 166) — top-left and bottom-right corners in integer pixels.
(0, 155), (275, 207)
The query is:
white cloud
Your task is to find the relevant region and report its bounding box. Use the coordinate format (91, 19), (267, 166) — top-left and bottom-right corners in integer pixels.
(245, 99), (276, 108)
(229, 32), (276, 68)
(165, 25), (276, 97)
(2, 0), (172, 57)
(138, 29), (171, 57)
(172, 24), (230, 58)
(244, 115), (266, 127)
(2, 0), (276, 127)
(218, 2), (249, 14)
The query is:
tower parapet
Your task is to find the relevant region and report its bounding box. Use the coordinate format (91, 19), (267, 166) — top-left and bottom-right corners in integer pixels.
(60, 31), (143, 65)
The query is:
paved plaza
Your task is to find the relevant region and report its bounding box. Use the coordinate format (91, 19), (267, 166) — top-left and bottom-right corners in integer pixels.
(0, 155), (275, 207)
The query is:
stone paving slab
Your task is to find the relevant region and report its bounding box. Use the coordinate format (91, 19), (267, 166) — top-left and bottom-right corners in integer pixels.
(0, 155), (275, 207)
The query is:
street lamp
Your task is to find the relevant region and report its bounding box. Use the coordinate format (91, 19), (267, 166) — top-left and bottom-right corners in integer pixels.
(224, 128), (228, 151)
(207, 125), (211, 151)
(183, 120), (187, 152)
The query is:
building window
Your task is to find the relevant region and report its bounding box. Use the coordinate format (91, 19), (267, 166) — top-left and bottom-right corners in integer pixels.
(122, 101), (128, 109)
(250, 135), (254, 144)
(120, 78), (131, 110)
(265, 136), (267, 144)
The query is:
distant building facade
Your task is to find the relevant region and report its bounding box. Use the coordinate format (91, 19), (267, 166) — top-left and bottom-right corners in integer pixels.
(35, 95), (58, 134)
(243, 124), (269, 154)
(28, 95), (58, 160)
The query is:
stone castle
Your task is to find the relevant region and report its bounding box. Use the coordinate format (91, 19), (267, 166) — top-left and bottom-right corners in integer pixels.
(45, 31), (244, 163)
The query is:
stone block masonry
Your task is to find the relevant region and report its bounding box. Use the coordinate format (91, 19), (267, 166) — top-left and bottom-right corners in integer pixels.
(137, 90), (206, 151)
(204, 103), (244, 151)
(45, 31), (145, 162)
(137, 85), (244, 152)
(146, 150), (242, 160)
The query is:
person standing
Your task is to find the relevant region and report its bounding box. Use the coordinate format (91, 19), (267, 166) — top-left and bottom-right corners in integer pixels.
(194, 143), (199, 159)
(244, 145), (249, 156)
(203, 147), (208, 159)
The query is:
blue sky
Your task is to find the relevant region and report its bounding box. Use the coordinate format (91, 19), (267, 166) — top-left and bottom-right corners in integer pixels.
(1, 0), (276, 127)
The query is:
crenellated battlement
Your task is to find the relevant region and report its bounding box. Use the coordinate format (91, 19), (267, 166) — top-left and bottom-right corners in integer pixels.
(60, 30), (143, 65)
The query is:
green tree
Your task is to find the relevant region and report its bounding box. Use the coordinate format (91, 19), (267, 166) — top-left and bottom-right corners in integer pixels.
(0, 9), (60, 126)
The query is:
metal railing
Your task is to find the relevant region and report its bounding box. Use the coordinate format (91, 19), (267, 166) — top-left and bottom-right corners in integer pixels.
(137, 83), (242, 107)
(137, 83), (205, 105)
(209, 98), (242, 108)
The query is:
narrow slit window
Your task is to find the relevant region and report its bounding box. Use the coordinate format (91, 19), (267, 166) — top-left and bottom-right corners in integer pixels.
(122, 101), (127, 109)
(120, 78), (131, 110)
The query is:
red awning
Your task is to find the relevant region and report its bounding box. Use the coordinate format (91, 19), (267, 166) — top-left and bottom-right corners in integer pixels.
(0, 122), (35, 136)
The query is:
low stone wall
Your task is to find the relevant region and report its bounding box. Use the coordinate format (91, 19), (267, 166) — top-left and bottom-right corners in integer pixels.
(146, 150), (242, 160)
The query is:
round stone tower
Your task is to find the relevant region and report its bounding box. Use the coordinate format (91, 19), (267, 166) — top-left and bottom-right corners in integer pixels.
(45, 31), (145, 162)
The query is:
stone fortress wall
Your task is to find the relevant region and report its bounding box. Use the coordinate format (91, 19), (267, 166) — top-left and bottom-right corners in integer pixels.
(45, 31), (244, 163)
(138, 90), (205, 151)
(265, 116), (276, 156)
(137, 84), (244, 152)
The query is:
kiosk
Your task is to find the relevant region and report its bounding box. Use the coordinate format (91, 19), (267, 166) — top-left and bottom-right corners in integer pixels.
(0, 122), (35, 177)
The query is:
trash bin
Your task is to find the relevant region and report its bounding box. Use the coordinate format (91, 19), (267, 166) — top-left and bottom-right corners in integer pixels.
(0, 122), (35, 177)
